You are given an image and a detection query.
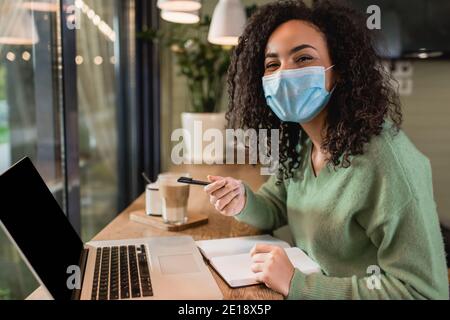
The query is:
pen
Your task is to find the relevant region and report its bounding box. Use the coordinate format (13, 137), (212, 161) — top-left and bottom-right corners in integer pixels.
(177, 177), (210, 186)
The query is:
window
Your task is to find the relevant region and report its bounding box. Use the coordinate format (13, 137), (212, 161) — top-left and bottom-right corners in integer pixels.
(0, 0), (157, 300)
(75, 0), (119, 241)
(0, 0), (63, 299)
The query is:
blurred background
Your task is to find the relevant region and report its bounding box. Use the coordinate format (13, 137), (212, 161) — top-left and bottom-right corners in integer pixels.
(0, 0), (449, 299)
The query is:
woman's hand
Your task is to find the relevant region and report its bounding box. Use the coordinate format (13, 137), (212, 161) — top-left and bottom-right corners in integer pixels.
(204, 175), (246, 216)
(250, 244), (295, 297)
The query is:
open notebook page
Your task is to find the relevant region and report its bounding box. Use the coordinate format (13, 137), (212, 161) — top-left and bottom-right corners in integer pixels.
(196, 235), (291, 261)
(210, 247), (321, 288)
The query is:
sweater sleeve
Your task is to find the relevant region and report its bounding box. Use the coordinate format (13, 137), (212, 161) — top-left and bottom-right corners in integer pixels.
(235, 175), (288, 231)
(287, 199), (449, 300)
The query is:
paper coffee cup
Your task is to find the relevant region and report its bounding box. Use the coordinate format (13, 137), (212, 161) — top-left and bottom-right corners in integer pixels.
(145, 182), (161, 216)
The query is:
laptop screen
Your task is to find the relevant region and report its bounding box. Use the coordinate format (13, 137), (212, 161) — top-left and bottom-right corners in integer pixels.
(0, 158), (84, 300)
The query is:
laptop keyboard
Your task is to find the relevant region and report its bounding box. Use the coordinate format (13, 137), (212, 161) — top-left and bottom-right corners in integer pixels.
(91, 244), (153, 300)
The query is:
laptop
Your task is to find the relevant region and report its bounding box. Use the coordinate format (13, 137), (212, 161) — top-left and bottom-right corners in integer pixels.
(0, 157), (223, 300)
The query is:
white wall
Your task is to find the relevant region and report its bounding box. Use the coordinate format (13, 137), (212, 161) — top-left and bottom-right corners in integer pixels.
(400, 61), (450, 227)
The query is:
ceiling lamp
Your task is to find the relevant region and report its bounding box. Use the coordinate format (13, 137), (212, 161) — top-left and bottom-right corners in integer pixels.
(157, 0), (201, 11)
(208, 0), (246, 46)
(22, 0), (58, 12)
(161, 10), (200, 24)
(0, 2), (39, 45)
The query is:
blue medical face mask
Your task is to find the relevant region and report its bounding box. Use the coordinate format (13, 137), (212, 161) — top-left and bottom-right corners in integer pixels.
(262, 65), (334, 123)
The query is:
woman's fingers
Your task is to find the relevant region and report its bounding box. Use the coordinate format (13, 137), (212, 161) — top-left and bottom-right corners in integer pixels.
(212, 180), (240, 199)
(254, 272), (270, 286)
(219, 195), (243, 216)
(207, 175), (222, 182)
(251, 253), (270, 263)
(250, 244), (277, 256)
(251, 262), (264, 273)
(209, 195), (217, 205)
(204, 176), (246, 217)
(205, 177), (240, 198)
(216, 189), (241, 211)
(206, 178), (241, 209)
(204, 178), (227, 194)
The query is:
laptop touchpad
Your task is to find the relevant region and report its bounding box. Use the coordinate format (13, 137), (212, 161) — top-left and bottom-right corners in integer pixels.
(158, 254), (200, 275)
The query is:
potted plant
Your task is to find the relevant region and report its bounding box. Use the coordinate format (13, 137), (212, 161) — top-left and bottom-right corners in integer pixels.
(141, 16), (231, 163)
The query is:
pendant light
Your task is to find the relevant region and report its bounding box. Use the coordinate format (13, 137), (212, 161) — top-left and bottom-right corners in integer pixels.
(0, 2), (39, 45)
(208, 0), (246, 46)
(22, 0), (58, 12)
(161, 10), (200, 24)
(157, 0), (201, 11)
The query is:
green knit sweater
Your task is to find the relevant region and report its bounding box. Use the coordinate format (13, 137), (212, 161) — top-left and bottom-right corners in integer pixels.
(236, 124), (449, 299)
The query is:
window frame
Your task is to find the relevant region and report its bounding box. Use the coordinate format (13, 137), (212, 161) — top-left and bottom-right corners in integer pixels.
(58, 0), (161, 232)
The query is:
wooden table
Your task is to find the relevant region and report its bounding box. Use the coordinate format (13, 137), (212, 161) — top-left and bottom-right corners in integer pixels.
(28, 164), (282, 300)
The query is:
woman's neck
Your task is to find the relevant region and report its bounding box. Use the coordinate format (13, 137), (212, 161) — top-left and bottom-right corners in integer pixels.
(301, 109), (327, 151)
(301, 109), (330, 176)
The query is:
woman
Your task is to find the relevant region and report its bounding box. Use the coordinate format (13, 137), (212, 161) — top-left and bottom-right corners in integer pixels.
(204, 0), (449, 299)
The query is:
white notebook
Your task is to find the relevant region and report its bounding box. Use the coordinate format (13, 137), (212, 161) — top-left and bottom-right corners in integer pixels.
(196, 235), (321, 288)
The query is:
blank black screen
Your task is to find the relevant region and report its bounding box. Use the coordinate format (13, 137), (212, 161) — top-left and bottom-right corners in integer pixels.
(0, 158), (84, 300)
(347, 0), (450, 58)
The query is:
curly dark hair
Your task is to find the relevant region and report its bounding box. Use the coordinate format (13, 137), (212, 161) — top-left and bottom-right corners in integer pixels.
(226, 0), (402, 182)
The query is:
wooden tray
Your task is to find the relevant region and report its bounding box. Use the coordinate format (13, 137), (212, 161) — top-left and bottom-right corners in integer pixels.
(129, 209), (208, 231)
